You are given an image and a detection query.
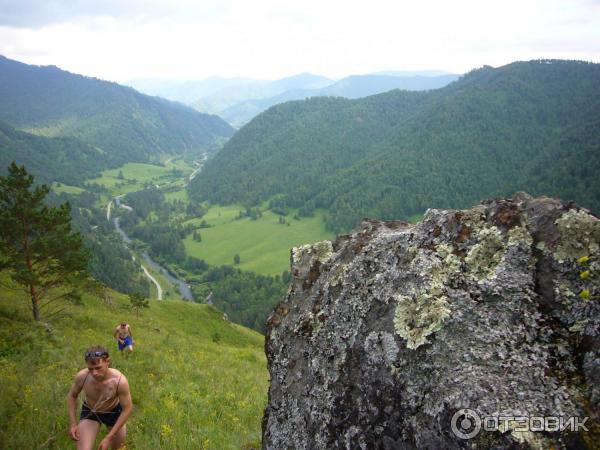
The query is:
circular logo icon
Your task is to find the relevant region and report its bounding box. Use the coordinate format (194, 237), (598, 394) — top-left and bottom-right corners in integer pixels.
(451, 408), (481, 439)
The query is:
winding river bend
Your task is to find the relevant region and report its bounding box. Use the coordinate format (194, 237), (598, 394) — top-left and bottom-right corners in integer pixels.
(110, 198), (194, 301)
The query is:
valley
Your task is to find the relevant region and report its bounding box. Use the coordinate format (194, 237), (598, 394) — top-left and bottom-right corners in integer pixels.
(61, 154), (332, 331)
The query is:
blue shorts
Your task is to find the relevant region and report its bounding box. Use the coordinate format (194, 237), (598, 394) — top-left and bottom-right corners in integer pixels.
(118, 336), (132, 351)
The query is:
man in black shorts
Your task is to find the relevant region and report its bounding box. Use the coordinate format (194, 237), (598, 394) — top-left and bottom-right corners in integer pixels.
(66, 346), (133, 450)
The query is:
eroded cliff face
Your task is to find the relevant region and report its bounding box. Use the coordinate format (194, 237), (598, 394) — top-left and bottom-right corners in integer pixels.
(262, 194), (600, 450)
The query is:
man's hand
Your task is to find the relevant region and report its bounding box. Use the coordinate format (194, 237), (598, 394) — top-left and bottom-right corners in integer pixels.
(98, 436), (111, 450)
(69, 424), (80, 441)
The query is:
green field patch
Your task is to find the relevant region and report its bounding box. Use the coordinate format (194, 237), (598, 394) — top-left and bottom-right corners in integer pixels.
(165, 188), (190, 203)
(52, 182), (86, 195)
(184, 206), (335, 275)
(89, 161), (194, 197)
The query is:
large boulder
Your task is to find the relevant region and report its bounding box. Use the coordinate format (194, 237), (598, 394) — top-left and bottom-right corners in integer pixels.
(262, 194), (600, 449)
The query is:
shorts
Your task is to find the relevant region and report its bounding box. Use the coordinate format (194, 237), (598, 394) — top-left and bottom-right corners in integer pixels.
(118, 336), (133, 351)
(80, 403), (122, 427)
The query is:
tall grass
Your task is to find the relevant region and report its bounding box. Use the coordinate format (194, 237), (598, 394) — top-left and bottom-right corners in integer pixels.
(0, 279), (267, 449)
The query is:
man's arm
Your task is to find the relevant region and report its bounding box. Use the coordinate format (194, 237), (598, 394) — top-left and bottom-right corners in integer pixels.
(113, 327), (123, 342)
(66, 371), (85, 441)
(98, 375), (133, 449)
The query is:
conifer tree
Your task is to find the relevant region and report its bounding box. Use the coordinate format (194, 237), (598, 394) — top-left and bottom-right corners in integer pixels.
(0, 162), (89, 321)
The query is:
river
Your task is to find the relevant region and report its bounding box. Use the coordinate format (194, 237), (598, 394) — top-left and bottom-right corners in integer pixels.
(112, 204), (194, 301)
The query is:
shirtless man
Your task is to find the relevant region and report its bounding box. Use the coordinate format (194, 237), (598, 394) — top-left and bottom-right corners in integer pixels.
(67, 346), (133, 450)
(113, 322), (133, 356)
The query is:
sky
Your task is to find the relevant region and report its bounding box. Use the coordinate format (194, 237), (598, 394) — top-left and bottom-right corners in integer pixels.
(0, 0), (598, 82)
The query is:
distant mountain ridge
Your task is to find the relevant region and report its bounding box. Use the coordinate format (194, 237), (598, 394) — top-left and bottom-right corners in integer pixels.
(220, 73), (459, 126)
(190, 60), (600, 231)
(129, 71), (459, 127)
(0, 55), (234, 181)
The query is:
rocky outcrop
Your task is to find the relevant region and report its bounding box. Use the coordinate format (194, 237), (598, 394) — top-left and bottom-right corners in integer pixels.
(262, 194), (600, 449)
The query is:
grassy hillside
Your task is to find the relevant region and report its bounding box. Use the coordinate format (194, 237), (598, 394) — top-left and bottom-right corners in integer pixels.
(183, 204), (334, 275)
(191, 60), (600, 232)
(0, 277), (268, 449)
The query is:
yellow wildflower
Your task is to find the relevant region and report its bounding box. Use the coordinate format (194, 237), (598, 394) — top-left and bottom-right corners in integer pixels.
(160, 424), (173, 438)
(580, 270), (590, 280)
(580, 289), (590, 300)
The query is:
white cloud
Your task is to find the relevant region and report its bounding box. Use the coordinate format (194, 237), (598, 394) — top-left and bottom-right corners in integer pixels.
(0, 0), (598, 81)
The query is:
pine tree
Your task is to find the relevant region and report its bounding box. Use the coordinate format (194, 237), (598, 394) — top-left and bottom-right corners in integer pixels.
(0, 162), (90, 321)
(129, 292), (149, 316)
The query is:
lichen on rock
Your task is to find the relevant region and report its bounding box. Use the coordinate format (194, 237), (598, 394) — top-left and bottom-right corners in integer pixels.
(291, 240), (334, 266)
(393, 292), (450, 349)
(465, 225), (504, 280)
(554, 209), (600, 262)
(262, 195), (600, 450)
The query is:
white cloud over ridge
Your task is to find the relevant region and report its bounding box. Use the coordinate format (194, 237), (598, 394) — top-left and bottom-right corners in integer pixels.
(0, 0), (598, 81)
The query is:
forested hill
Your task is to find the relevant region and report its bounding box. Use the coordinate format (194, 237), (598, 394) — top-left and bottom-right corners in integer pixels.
(0, 120), (108, 185)
(0, 56), (234, 168)
(190, 60), (600, 231)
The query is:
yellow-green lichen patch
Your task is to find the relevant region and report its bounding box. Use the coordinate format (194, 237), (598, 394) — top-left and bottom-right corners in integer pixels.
(554, 281), (577, 299)
(432, 244), (462, 278)
(393, 293), (451, 350)
(507, 225), (533, 248)
(292, 240), (334, 266)
(330, 264), (348, 287)
(554, 210), (600, 262)
(393, 247), (460, 350)
(465, 226), (505, 280)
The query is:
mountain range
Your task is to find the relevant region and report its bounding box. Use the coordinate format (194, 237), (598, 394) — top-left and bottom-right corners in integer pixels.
(129, 71), (459, 127)
(190, 60), (600, 232)
(0, 55), (234, 183)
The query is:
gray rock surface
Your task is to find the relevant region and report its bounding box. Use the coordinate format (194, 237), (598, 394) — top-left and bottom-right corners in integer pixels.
(262, 194), (600, 449)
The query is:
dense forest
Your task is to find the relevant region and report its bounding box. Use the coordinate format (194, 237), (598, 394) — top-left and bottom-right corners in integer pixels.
(193, 265), (290, 332)
(0, 56), (234, 171)
(191, 60), (600, 232)
(0, 120), (108, 185)
(49, 191), (151, 296)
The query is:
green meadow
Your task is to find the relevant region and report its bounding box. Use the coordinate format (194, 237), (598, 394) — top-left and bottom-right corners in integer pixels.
(183, 205), (335, 275)
(86, 162), (335, 277)
(0, 276), (267, 449)
(90, 159), (194, 200)
(52, 182), (86, 195)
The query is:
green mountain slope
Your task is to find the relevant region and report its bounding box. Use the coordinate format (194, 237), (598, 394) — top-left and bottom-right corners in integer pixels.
(0, 120), (109, 185)
(190, 60), (600, 231)
(0, 278), (267, 449)
(0, 56), (234, 167)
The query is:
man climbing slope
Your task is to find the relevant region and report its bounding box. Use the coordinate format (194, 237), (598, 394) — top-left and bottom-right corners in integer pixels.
(113, 322), (134, 356)
(66, 346), (133, 450)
